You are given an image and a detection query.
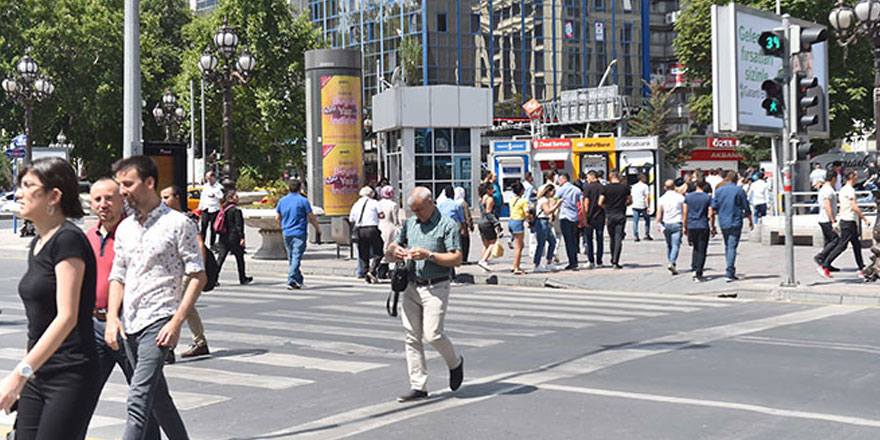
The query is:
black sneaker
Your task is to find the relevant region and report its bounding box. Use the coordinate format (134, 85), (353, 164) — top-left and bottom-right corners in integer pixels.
(397, 389), (428, 403)
(828, 266), (841, 272)
(287, 282), (301, 290)
(165, 350), (176, 365)
(634, 237), (641, 242)
(613, 264), (623, 270)
(450, 356), (464, 391)
(240, 277), (254, 285)
(645, 235), (654, 241)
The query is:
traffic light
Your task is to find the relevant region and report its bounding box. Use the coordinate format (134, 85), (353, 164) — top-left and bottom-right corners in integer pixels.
(794, 72), (820, 134)
(789, 25), (827, 55)
(761, 78), (785, 118)
(758, 30), (785, 57)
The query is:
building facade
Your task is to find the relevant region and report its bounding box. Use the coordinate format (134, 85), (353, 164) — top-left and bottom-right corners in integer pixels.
(308, 0), (651, 116)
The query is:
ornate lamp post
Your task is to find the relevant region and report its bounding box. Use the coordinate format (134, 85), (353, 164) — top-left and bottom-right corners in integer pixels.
(152, 89), (186, 141)
(48, 130), (74, 150)
(1, 48), (55, 164)
(199, 18), (256, 191)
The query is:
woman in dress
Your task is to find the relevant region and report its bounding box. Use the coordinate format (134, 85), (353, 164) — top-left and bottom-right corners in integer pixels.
(3, 157), (101, 439)
(477, 183), (502, 271)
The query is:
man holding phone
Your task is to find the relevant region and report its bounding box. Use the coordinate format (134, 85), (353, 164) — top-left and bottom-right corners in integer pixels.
(387, 187), (464, 403)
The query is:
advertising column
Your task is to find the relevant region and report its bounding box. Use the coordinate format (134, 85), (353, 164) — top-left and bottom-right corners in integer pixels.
(320, 75), (362, 215)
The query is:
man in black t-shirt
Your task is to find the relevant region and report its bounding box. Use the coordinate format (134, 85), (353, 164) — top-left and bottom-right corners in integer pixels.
(582, 171), (605, 268)
(598, 170), (632, 269)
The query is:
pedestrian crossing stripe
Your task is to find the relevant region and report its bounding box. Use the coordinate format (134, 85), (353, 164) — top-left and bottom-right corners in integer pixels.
(163, 365), (313, 390)
(209, 347), (388, 373)
(100, 382), (230, 411)
(208, 317), (503, 348)
(314, 304), (588, 329)
(452, 292), (705, 312)
(439, 298), (666, 317)
(199, 329), (406, 360)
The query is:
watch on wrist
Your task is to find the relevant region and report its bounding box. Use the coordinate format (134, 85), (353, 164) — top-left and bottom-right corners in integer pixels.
(428, 252), (436, 262)
(15, 361), (33, 379)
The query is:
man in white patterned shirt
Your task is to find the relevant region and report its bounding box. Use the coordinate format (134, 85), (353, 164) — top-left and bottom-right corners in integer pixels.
(106, 156), (206, 440)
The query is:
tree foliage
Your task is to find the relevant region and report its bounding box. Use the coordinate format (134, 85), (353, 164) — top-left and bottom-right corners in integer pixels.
(627, 82), (695, 168)
(674, 0), (874, 146)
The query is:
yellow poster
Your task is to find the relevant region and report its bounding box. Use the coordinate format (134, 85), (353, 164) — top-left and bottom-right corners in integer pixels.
(321, 75), (362, 216)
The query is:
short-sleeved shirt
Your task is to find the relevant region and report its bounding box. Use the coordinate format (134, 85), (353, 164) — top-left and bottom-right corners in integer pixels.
(658, 190), (685, 224)
(277, 192), (313, 237)
(438, 199), (465, 224)
(630, 182), (650, 209)
(602, 183), (631, 218)
(396, 208), (462, 280)
(711, 183), (751, 229)
(556, 182), (583, 222)
(86, 222), (121, 311)
(685, 192), (711, 230)
(817, 183), (837, 223)
(19, 221), (97, 373)
(509, 197), (529, 220)
(810, 168), (826, 187)
(492, 183), (503, 217)
(838, 184), (857, 222)
(109, 203), (205, 334)
(198, 182), (224, 213)
(583, 182), (605, 223)
(350, 197), (381, 227)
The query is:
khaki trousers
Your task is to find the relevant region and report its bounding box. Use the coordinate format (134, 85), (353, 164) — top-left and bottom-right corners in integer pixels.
(187, 308), (207, 347)
(401, 280), (458, 391)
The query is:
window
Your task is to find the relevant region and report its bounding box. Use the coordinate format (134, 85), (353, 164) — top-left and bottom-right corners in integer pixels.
(534, 20), (543, 39)
(471, 13), (481, 34)
(594, 0), (605, 11)
(623, 0), (633, 11)
(437, 13), (447, 32)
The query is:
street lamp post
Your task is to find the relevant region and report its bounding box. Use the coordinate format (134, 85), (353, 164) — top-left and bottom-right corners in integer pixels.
(830, 0), (880, 147)
(1, 48), (55, 164)
(199, 18), (256, 191)
(152, 89), (186, 141)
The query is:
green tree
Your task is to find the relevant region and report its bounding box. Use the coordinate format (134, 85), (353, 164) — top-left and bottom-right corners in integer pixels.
(400, 35), (422, 86)
(177, 0), (324, 182)
(674, 0), (874, 146)
(627, 82), (695, 168)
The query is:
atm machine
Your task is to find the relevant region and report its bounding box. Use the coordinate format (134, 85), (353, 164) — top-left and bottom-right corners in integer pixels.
(489, 140), (531, 218)
(616, 137), (660, 215)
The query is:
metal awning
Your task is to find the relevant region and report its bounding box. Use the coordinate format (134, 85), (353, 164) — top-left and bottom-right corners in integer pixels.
(533, 151), (570, 162)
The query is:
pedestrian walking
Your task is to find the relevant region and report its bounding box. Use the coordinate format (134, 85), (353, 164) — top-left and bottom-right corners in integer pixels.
(507, 182), (529, 275)
(582, 171), (605, 268)
(832, 161), (843, 191)
(4, 158), (101, 439)
(706, 168), (723, 193)
(556, 173), (584, 270)
(477, 183), (502, 271)
(454, 187), (474, 264)
(159, 185), (214, 364)
(350, 186), (385, 283)
(106, 156), (205, 440)
(683, 181), (714, 282)
(711, 171), (754, 282)
(198, 171), (224, 248)
(748, 172), (771, 223)
(599, 170), (631, 269)
(810, 163), (826, 190)
(276, 179), (321, 290)
(214, 190), (253, 285)
(656, 179), (685, 275)
(818, 169), (870, 279)
(534, 184), (561, 272)
(377, 186), (403, 278)
(89, 178), (165, 439)
(630, 174), (653, 241)
(387, 187), (464, 403)
(813, 171), (841, 273)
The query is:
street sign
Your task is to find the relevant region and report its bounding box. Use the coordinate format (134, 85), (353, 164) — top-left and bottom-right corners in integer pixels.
(6, 149), (25, 159)
(711, 3), (829, 138)
(11, 135), (26, 149)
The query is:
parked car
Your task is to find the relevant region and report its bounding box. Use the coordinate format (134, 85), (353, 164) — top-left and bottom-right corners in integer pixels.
(187, 187), (201, 211)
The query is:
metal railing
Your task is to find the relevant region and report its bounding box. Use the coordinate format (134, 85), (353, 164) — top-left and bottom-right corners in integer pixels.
(791, 190), (877, 213)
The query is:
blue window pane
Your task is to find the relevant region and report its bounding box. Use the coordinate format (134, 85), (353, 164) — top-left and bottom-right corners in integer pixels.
(435, 156), (453, 180)
(454, 129), (470, 153)
(416, 156), (433, 180)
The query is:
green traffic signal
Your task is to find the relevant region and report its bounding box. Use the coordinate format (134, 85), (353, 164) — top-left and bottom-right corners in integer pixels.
(761, 78), (785, 118)
(759, 30), (785, 57)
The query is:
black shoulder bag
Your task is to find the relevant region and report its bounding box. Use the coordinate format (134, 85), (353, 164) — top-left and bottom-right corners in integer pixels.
(386, 222), (410, 317)
(350, 199), (368, 244)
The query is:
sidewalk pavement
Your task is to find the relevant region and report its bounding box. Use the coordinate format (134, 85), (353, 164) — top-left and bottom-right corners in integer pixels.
(0, 218), (877, 306)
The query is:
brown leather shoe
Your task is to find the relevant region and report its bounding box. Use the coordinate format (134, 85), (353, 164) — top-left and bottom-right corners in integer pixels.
(180, 344), (210, 358)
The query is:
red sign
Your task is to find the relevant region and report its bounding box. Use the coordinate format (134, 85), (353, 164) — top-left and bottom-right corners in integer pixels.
(707, 137), (740, 149)
(687, 149), (744, 161)
(523, 99), (543, 120)
(533, 138), (572, 150)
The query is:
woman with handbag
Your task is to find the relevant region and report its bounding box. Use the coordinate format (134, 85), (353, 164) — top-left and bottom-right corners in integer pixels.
(534, 184), (562, 273)
(508, 182), (529, 275)
(377, 186), (402, 279)
(215, 190), (253, 285)
(477, 183), (502, 271)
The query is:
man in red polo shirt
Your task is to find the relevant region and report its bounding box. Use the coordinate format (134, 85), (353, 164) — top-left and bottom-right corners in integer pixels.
(87, 178), (161, 439)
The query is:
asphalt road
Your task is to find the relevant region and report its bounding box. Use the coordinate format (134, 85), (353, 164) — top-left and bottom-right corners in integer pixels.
(0, 253), (877, 439)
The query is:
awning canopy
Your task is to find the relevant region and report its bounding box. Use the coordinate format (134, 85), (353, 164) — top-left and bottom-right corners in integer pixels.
(533, 151), (570, 162)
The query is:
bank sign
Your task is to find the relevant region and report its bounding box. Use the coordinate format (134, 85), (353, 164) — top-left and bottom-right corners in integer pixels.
(711, 3), (829, 138)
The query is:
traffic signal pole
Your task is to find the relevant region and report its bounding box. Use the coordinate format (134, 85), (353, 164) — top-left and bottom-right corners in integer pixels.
(781, 14), (797, 287)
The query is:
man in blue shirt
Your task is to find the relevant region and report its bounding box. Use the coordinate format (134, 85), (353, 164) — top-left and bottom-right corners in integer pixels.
(710, 171), (753, 282)
(275, 179), (321, 289)
(556, 173), (584, 270)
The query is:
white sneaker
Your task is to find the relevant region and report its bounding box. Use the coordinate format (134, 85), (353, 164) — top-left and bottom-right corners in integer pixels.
(477, 260), (491, 272)
(547, 263), (559, 272)
(534, 265), (549, 273)
(584, 262), (594, 269)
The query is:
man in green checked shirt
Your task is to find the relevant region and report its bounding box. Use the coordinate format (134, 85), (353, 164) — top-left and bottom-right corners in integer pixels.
(387, 186), (465, 403)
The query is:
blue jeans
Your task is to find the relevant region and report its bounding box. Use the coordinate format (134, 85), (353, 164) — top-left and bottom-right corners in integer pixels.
(663, 223), (683, 265)
(632, 208), (650, 238)
(284, 234), (308, 285)
(584, 219), (604, 265)
(93, 318), (161, 440)
(560, 219), (579, 268)
(123, 317), (188, 440)
(533, 219), (557, 265)
(721, 226), (742, 278)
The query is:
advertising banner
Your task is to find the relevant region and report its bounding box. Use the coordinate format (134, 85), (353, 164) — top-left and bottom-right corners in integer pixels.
(320, 75), (362, 216)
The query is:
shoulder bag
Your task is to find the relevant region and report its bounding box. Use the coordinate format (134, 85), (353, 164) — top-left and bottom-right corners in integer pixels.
(350, 199), (368, 243)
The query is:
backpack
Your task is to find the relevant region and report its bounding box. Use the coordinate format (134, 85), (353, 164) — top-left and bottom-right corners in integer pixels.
(212, 204), (235, 233)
